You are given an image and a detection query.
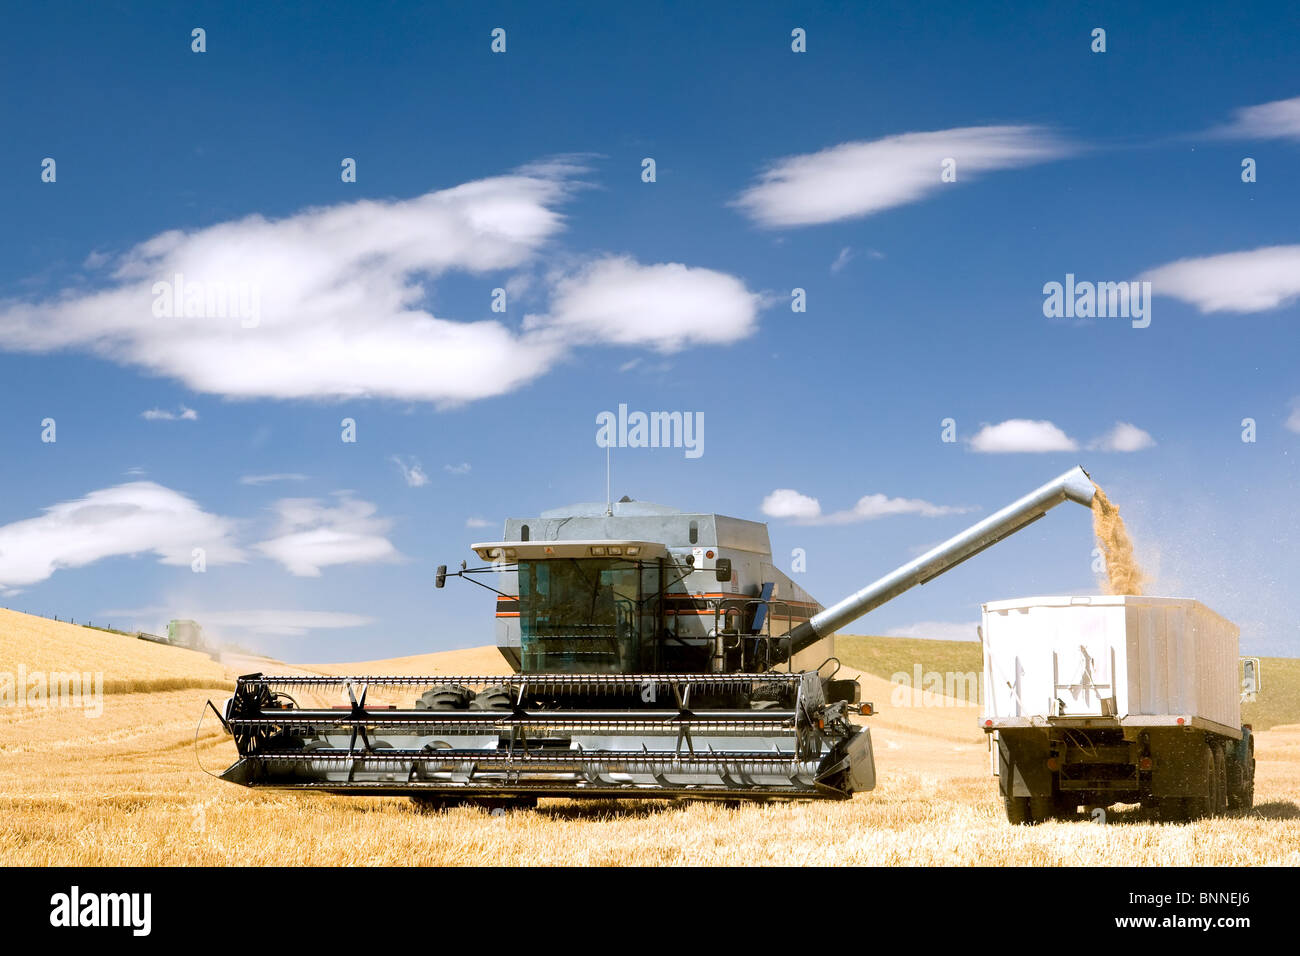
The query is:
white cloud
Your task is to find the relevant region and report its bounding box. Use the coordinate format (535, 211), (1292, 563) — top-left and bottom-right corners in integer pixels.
(1286, 400), (1300, 435)
(761, 488), (970, 525)
(1213, 95), (1300, 140)
(444, 462), (472, 475)
(391, 456), (429, 487)
(1090, 422), (1156, 452)
(255, 494), (399, 577)
(526, 256), (761, 352)
(239, 473), (309, 485)
(884, 621), (981, 643)
(141, 405), (198, 421)
(760, 489), (823, 521)
(465, 517), (493, 529)
(1140, 245), (1300, 314)
(734, 126), (1071, 227)
(830, 247), (854, 273)
(0, 165), (762, 406)
(0, 482), (243, 590)
(969, 419), (1078, 453)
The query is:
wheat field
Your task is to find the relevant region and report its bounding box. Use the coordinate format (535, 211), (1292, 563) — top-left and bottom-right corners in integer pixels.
(2, 611), (1297, 866)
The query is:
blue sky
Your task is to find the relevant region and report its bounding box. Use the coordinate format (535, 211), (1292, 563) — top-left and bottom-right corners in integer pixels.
(0, 1), (1297, 659)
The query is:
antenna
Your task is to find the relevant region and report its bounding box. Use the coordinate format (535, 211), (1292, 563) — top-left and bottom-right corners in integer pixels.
(605, 444), (613, 516)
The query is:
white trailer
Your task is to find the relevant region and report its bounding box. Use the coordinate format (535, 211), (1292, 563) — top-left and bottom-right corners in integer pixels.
(981, 595), (1255, 824)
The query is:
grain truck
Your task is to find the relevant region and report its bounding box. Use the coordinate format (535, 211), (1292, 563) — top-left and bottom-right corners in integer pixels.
(981, 595), (1255, 824)
(213, 467), (1099, 806)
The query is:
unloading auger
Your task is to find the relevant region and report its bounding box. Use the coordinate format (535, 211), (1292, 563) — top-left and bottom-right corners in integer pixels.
(211, 467), (1096, 806)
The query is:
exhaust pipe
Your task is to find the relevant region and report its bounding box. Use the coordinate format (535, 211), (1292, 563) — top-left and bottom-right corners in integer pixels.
(781, 466), (1095, 659)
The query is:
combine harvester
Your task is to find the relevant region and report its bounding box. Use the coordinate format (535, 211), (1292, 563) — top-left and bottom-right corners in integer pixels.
(213, 467), (1097, 807)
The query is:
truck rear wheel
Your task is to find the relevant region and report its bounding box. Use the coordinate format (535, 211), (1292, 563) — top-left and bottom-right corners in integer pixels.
(1152, 796), (1188, 823)
(1029, 796), (1056, 823)
(1004, 791), (1032, 825)
(1184, 744), (1215, 820)
(1211, 744), (1228, 816)
(1226, 736), (1255, 813)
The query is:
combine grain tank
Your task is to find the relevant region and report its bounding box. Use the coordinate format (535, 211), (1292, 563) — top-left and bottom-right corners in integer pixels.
(981, 595), (1255, 823)
(213, 467), (1097, 807)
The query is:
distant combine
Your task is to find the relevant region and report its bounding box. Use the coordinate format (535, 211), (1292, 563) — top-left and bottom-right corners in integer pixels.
(0, 608), (218, 661)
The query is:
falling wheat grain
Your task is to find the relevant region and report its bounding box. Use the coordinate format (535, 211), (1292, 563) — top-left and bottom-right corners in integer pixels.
(1091, 485), (1145, 595)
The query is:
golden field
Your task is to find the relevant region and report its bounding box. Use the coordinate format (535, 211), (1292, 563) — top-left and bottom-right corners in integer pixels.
(1, 611), (1297, 866)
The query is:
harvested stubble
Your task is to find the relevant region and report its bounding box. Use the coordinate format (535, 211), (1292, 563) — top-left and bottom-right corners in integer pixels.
(3, 612), (1298, 866)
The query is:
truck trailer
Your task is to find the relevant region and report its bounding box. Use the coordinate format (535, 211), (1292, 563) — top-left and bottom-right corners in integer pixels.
(981, 595), (1255, 824)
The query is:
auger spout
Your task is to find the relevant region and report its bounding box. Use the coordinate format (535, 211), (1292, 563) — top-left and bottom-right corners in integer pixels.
(781, 466), (1096, 658)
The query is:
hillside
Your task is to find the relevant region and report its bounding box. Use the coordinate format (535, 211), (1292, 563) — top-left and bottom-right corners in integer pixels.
(0, 608), (232, 694)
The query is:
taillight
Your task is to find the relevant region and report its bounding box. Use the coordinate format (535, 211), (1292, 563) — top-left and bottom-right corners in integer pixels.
(1139, 756), (1153, 771)
(1046, 757), (1059, 771)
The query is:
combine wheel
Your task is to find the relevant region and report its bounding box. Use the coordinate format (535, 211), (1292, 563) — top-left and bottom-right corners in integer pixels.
(415, 685), (475, 711)
(470, 685), (515, 711)
(465, 796), (538, 814)
(409, 794), (467, 812)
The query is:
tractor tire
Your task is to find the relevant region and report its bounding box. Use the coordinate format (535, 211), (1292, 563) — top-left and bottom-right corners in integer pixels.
(470, 685), (514, 711)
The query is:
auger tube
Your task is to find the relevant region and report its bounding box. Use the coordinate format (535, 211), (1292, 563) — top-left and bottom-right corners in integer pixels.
(781, 466), (1096, 659)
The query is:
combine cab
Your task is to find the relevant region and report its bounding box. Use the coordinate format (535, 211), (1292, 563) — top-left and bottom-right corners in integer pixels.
(213, 468), (1097, 806)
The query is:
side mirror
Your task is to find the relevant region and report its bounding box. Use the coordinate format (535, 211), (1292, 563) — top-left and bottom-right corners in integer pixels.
(435, 565), (447, 588)
(1242, 657), (1261, 697)
(715, 558), (732, 582)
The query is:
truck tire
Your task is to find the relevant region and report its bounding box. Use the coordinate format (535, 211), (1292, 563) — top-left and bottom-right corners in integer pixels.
(1184, 744), (1215, 820)
(1211, 744), (1228, 816)
(1029, 796), (1056, 823)
(1152, 796), (1188, 823)
(1054, 794), (1079, 819)
(1226, 739), (1255, 813)
(1004, 790), (1032, 825)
